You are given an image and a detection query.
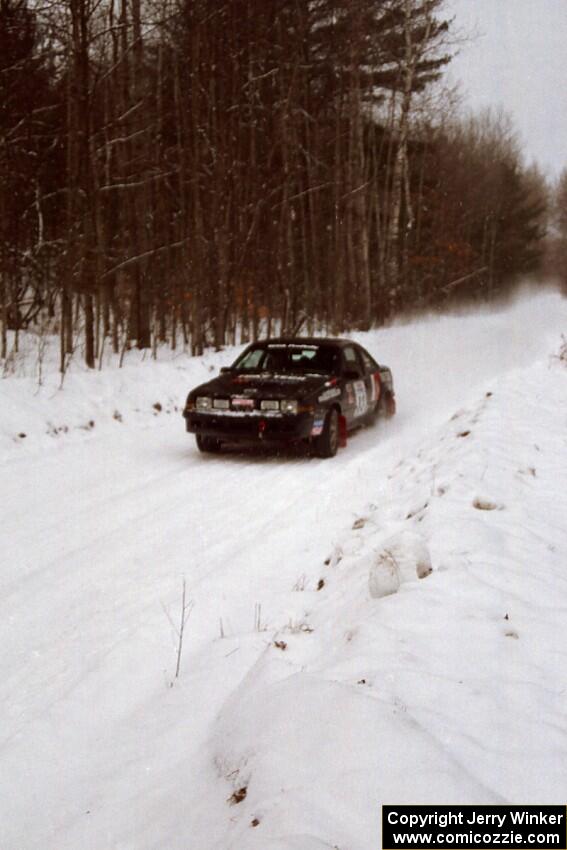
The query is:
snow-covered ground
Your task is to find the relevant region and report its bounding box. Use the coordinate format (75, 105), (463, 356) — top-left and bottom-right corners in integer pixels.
(1, 289), (567, 850)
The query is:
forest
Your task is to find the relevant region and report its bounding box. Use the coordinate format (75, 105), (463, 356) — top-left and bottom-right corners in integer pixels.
(0, 0), (561, 369)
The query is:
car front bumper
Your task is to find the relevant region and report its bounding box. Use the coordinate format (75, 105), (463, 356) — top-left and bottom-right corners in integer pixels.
(184, 409), (315, 444)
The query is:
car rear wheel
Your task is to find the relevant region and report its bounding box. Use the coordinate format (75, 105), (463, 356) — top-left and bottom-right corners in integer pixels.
(196, 434), (222, 453)
(377, 391), (396, 419)
(383, 391), (396, 418)
(314, 408), (339, 458)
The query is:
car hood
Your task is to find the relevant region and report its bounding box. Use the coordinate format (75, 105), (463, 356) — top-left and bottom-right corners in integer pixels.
(192, 371), (329, 399)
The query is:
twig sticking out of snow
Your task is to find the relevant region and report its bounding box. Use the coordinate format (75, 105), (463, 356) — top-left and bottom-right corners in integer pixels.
(254, 602), (267, 632)
(175, 579), (193, 678)
(292, 574), (307, 591)
(162, 578), (194, 681)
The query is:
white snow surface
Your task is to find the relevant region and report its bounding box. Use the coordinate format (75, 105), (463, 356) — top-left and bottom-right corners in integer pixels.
(1, 289), (567, 850)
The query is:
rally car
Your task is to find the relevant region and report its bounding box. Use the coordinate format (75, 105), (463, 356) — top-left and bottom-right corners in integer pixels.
(183, 337), (395, 458)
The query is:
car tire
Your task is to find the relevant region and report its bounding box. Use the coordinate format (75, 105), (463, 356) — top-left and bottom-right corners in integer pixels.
(196, 434), (222, 453)
(384, 392), (396, 418)
(378, 391), (396, 419)
(314, 408), (339, 458)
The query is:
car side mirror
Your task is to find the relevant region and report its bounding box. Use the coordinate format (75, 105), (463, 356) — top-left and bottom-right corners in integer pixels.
(220, 366), (232, 374)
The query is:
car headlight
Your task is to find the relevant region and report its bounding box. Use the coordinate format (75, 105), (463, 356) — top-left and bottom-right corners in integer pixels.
(260, 399), (280, 411)
(213, 398), (229, 410)
(196, 396), (212, 410)
(280, 399), (298, 414)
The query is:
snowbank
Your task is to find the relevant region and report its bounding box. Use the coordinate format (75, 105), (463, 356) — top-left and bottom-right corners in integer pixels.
(208, 356), (567, 849)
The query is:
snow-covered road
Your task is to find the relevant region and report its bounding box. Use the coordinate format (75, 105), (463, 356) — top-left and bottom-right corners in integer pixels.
(2, 290), (567, 850)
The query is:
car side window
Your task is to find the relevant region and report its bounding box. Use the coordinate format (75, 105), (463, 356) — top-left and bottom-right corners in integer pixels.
(343, 346), (363, 377)
(359, 347), (378, 374)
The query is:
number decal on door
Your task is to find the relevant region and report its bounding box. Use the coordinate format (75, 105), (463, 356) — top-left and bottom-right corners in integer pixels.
(353, 380), (367, 416)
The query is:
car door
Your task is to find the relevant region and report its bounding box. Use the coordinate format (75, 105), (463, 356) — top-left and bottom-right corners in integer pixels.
(356, 345), (382, 414)
(341, 345), (370, 425)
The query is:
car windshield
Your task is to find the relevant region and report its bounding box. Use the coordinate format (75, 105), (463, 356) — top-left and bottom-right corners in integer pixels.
(232, 343), (340, 374)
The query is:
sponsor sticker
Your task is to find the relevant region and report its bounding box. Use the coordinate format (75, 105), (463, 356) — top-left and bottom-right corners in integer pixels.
(318, 387), (341, 403)
(353, 380), (368, 416)
(311, 418), (324, 436)
(231, 397), (254, 409)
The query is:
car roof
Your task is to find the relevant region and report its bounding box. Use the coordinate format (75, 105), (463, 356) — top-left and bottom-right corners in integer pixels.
(247, 336), (355, 348)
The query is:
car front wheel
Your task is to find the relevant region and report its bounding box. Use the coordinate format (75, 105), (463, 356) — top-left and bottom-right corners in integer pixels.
(314, 408), (339, 458)
(196, 434), (222, 453)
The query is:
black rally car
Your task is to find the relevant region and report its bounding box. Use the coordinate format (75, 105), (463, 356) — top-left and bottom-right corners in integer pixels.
(183, 338), (395, 458)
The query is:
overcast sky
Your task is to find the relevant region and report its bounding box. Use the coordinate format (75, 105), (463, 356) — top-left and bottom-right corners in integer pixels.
(446, 0), (567, 181)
